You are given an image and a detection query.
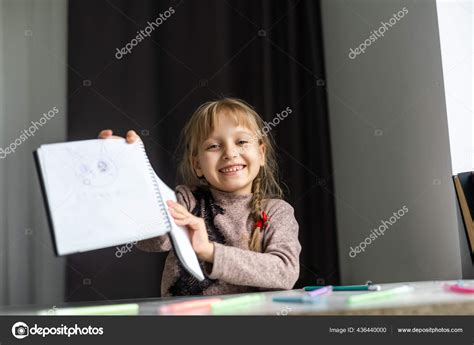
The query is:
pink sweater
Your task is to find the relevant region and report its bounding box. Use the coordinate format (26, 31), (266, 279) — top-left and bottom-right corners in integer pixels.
(136, 184), (301, 297)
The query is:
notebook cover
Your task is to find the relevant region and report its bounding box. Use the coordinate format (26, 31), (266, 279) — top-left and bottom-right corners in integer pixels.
(33, 149), (60, 256)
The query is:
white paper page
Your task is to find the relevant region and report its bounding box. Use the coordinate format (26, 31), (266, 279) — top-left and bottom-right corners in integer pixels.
(153, 172), (205, 281)
(37, 139), (169, 255)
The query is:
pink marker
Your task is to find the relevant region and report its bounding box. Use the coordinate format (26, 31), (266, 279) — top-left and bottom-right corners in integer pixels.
(159, 298), (222, 314)
(445, 284), (474, 294)
(308, 285), (333, 297)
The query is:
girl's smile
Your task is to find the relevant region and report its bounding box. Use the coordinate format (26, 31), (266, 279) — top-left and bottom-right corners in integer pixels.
(218, 164), (246, 175)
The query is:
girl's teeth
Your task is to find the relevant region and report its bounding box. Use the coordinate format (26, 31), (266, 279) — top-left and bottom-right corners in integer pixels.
(221, 165), (244, 172)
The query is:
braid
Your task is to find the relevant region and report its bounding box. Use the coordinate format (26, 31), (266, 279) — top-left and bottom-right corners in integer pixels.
(249, 172), (264, 252)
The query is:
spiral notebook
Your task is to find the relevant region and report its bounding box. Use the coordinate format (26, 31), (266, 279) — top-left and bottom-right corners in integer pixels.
(34, 139), (204, 281)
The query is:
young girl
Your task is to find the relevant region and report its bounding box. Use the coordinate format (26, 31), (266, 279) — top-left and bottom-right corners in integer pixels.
(98, 98), (301, 297)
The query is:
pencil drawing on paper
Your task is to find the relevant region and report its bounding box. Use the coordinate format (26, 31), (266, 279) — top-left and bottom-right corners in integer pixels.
(67, 142), (119, 188)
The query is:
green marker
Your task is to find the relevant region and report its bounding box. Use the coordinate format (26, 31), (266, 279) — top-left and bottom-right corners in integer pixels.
(347, 285), (414, 305)
(211, 294), (264, 314)
(38, 303), (139, 316)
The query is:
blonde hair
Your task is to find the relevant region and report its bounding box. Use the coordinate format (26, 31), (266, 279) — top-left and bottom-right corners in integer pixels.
(178, 98), (283, 252)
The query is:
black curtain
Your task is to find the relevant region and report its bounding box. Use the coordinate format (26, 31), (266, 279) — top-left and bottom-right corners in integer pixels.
(67, 0), (338, 301)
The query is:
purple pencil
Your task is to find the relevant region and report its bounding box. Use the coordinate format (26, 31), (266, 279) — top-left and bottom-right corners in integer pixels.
(308, 285), (333, 297)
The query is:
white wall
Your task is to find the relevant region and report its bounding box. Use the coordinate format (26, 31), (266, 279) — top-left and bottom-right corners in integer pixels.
(321, 0), (470, 284)
(436, 0), (473, 174)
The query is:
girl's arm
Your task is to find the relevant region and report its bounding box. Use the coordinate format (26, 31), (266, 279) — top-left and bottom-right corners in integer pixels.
(204, 200), (301, 290)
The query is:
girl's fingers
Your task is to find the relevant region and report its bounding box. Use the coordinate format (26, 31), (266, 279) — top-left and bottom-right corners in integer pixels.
(98, 129), (137, 143)
(166, 200), (188, 213)
(98, 129), (113, 138)
(167, 200), (203, 229)
(168, 208), (186, 220)
(172, 206), (188, 216)
(173, 218), (189, 226)
(168, 206), (201, 227)
(172, 214), (192, 225)
(173, 217), (199, 229)
(170, 211), (186, 220)
(166, 200), (183, 214)
(169, 208), (187, 220)
(126, 130), (140, 143)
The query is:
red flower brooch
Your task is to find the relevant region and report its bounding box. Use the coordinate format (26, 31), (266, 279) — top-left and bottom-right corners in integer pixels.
(255, 211), (270, 231)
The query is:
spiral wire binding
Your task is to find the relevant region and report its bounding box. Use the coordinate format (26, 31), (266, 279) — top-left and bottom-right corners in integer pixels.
(138, 140), (172, 233)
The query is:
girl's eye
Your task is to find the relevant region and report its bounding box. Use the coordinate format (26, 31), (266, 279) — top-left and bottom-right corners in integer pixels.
(237, 140), (249, 145)
(207, 144), (220, 150)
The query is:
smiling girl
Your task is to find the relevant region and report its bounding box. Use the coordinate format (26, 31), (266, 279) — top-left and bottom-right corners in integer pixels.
(99, 98), (301, 296)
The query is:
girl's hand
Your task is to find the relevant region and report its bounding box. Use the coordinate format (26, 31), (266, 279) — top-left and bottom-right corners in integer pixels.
(166, 200), (215, 263)
(98, 129), (140, 144)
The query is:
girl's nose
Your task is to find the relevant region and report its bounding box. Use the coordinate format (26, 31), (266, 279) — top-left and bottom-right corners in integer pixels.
(223, 146), (239, 160)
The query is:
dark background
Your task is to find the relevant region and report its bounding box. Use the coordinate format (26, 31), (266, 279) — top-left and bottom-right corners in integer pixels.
(66, 0), (338, 302)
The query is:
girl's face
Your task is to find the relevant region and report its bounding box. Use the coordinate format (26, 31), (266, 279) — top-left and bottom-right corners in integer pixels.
(193, 113), (265, 195)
